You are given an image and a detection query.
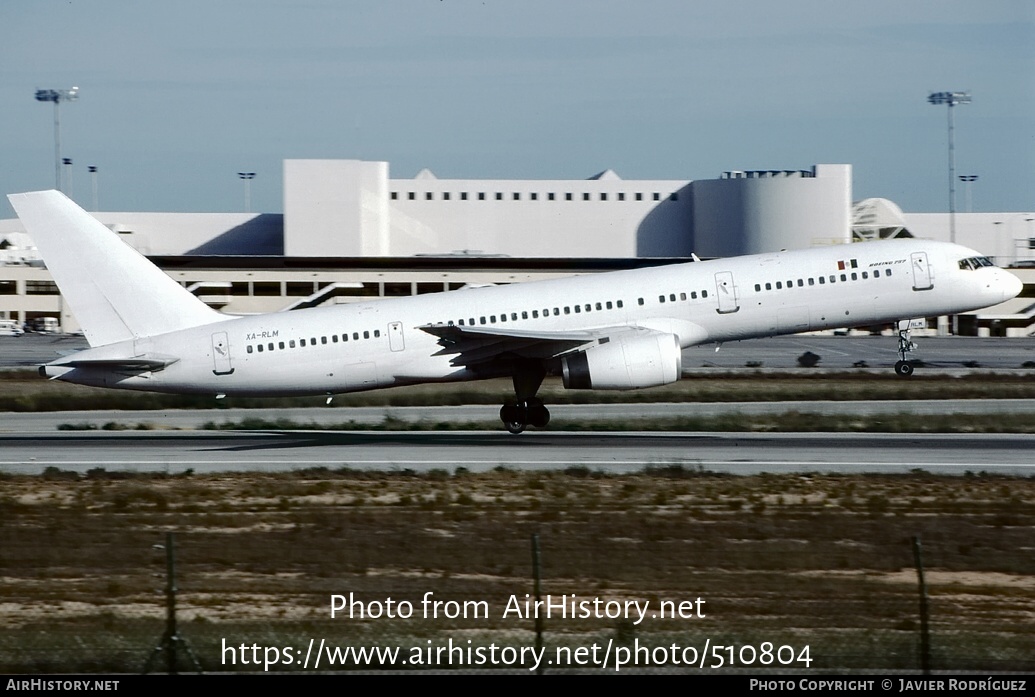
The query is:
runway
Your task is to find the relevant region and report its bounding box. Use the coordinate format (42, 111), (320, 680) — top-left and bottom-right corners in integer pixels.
(2, 430), (1033, 476)
(4, 399), (1035, 432)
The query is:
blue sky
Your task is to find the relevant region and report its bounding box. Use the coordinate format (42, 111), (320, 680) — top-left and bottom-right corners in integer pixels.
(1, 0), (1032, 218)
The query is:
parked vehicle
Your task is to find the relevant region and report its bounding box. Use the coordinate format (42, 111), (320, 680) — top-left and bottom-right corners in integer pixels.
(0, 319), (24, 336)
(25, 317), (60, 333)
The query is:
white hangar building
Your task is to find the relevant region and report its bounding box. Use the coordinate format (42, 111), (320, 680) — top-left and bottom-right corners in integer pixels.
(1, 159), (1032, 335)
(282, 160), (852, 258)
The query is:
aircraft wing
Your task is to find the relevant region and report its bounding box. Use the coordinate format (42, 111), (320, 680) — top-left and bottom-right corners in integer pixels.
(419, 323), (654, 368)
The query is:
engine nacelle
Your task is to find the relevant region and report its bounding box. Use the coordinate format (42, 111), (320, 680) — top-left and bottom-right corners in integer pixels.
(561, 333), (682, 390)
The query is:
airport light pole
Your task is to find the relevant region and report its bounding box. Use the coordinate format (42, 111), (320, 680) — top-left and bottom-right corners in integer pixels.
(88, 166), (99, 211)
(34, 87), (79, 192)
(958, 175), (978, 213)
(62, 158), (73, 201)
(237, 172), (255, 213)
(927, 91), (971, 244)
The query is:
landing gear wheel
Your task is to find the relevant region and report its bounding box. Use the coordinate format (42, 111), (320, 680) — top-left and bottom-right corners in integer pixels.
(895, 360), (914, 377)
(500, 403), (527, 434)
(528, 401), (550, 428)
(500, 400), (550, 433)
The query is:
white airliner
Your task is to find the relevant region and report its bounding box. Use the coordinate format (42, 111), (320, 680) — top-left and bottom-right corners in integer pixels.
(8, 190), (1023, 433)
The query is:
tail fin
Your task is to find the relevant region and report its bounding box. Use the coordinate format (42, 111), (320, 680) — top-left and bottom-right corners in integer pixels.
(8, 190), (224, 347)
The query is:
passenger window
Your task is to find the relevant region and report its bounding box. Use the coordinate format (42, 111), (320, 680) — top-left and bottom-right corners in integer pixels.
(353, 332), (359, 340)
(374, 330), (380, 337)
(331, 335), (338, 343)
(659, 295), (666, 303)
(755, 284), (761, 292)
(574, 305), (581, 313)
(247, 345), (253, 354)
(606, 301), (613, 309)
(617, 300), (623, 308)
(363, 331), (370, 339)
(290, 340), (296, 348)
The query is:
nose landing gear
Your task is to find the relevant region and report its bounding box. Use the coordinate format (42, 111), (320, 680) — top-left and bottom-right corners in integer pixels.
(895, 326), (919, 377)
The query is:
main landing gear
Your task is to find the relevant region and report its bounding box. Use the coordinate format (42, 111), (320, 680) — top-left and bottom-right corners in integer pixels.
(500, 399), (550, 434)
(895, 325), (919, 377)
(499, 360), (550, 434)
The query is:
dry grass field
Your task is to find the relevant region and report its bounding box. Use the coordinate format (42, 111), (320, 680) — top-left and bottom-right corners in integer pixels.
(1, 466), (1032, 673)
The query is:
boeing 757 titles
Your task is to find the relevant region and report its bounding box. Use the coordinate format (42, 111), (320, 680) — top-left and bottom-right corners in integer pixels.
(8, 190), (1023, 433)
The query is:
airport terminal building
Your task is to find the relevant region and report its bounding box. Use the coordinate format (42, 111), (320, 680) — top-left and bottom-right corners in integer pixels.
(1, 159), (1032, 335)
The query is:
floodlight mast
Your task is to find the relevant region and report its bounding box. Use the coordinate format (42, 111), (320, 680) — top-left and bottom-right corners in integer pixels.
(959, 175), (978, 213)
(927, 91), (971, 244)
(237, 172), (256, 213)
(35, 87), (79, 192)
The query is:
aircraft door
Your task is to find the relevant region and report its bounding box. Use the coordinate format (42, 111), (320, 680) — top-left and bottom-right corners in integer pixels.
(714, 272), (739, 314)
(388, 321), (405, 352)
(211, 331), (234, 375)
(911, 252), (934, 291)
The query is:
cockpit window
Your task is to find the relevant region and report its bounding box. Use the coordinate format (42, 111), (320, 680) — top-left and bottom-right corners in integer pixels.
(958, 256), (995, 270)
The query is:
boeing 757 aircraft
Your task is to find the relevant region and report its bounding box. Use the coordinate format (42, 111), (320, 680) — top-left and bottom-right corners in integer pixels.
(8, 190), (1023, 433)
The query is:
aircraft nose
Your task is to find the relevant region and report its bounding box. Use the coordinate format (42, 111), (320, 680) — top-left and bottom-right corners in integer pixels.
(1000, 270), (1023, 302)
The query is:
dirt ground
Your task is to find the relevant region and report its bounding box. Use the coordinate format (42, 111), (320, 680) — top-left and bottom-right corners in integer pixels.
(0, 466), (1032, 673)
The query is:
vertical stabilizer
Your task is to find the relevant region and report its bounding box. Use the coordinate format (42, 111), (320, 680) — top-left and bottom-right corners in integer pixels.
(8, 190), (225, 347)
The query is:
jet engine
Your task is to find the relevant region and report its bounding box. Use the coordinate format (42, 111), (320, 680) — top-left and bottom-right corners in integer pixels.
(561, 333), (682, 390)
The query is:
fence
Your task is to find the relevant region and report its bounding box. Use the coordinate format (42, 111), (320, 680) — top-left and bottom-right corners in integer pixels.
(1, 466), (1032, 673)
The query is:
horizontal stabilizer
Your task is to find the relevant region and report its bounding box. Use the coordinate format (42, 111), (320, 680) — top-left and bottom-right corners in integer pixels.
(48, 354), (180, 371)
